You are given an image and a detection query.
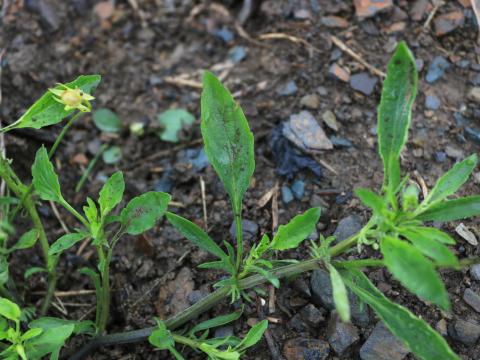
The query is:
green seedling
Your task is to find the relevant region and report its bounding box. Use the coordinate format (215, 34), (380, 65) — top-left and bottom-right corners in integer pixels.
(149, 309), (267, 360)
(1, 41), (479, 360)
(0, 297), (93, 359)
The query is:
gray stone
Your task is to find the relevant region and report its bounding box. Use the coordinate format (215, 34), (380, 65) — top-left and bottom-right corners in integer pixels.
(300, 94), (320, 109)
(282, 186), (294, 204)
(229, 220), (258, 242)
(463, 288), (480, 313)
(468, 87), (480, 103)
(283, 111), (333, 152)
(291, 180), (305, 200)
(471, 264), (480, 280)
(334, 215), (363, 243)
(448, 319), (480, 345)
(350, 72), (378, 95)
(426, 56), (450, 83)
(360, 322), (409, 360)
(300, 304), (325, 327)
(283, 338), (330, 360)
(425, 95), (441, 110)
(327, 312), (360, 355)
(310, 269), (370, 327)
(277, 81), (298, 96)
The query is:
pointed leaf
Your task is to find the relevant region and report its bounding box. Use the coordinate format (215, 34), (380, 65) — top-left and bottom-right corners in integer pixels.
(32, 146), (64, 202)
(0, 298), (21, 322)
(400, 229), (458, 266)
(120, 192), (170, 235)
(381, 236), (449, 310)
(416, 196), (480, 222)
(201, 71), (255, 215)
(271, 208), (321, 250)
(400, 226), (455, 245)
(166, 211), (227, 259)
(328, 263), (350, 322)
(236, 319), (268, 350)
(377, 42), (418, 194)
(148, 319), (174, 350)
(98, 171), (124, 216)
(342, 269), (460, 360)
(11, 229), (38, 251)
(423, 154), (477, 205)
(2, 75), (101, 132)
(190, 310), (243, 335)
(49, 232), (87, 256)
(355, 188), (385, 214)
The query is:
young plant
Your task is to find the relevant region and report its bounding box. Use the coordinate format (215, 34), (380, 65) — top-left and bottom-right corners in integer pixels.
(84, 42), (477, 360)
(148, 310), (267, 360)
(0, 297), (93, 359)
(0, 75), (101, 314)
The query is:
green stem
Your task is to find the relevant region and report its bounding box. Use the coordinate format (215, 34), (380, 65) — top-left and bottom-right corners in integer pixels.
(69, 230), (362, 359)
(9, 112), (84, 223)
(60, 200), (90, 229)
(333, 259), (384, 268)
(234, 214), (243, 271)
(97, 248), (112, 334)
(0, 156), (55, 314)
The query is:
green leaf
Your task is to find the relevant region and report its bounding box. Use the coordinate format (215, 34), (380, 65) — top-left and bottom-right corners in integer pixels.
(83, 197), (98, 225)
(251, 265), (280, 288)
(92, 108), (122, 133)
(0, 298), (21, 322)
(29, 317), (95, 336)
(157, 109), (195, 143)
(11, 229), (38, 251)
(21, 328), (42, 341)
(49, 232), (87, 256)
(342, 269), (460, 360)
(236, 319), (267, 351)
(98, 171), (125, 216)
(377, 42), (418, 196)
(380, 236), (449, 310)
(190, 310), (242, 335)
(201, 71), (255, 215)
(328, 263), (350, 322)
(32, 146), (64, 202)
(416, 196), (480, 222)
(25, 324), (74, 359)
(120, 191), (170, 235)
(355, 188), (385, 214)
(166, 212), (227, 259)
(0, 197), (18, 206)
(1, 75), (101, 132)
(423, 154), (477, 205)
(148, 319), (174, 350)
(0, 259), (9, 286)
(400, 226), (455, 245)
(102, 146), (122, 164)
(271, 208), (321, 251)
(400, 229), (458, 266)
(24, 267), (46, 280)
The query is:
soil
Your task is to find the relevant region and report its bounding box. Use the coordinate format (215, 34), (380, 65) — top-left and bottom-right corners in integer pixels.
(1, 0), (480, 359)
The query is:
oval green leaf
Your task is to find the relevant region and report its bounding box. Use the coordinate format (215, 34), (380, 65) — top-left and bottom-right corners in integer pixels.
(271, 207), (321, 251)
(32, 146), (64, 203)
(1, 75), (101, 132)
(377, 42), (418, 195)
(380, 236), (449, 310)
(120, 191), (170, 235)
(98, 171), (125, 216)
(49, 233), (87, 256)
(201, 71), (255, 215)
(166, 212), (227, 259)
(93, 108), (122, 133)
(328, 263), (350, 322)
(342, 269), (460, 360)
(416, 196), (480, 222)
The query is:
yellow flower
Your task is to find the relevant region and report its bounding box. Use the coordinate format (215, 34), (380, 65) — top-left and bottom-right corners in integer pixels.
(49, 84), (95, 112)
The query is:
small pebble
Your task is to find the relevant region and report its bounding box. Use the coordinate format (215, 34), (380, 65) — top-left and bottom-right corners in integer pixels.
(425, 95), (441, 110)
(426, 56), (450, 83)
(282, 185), (294, 203)
(291, 180), (305, 200)
(277, 81), (298, 96)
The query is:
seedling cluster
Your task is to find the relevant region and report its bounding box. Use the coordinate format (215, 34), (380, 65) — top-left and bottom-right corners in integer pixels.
(0, 42), (478, 359)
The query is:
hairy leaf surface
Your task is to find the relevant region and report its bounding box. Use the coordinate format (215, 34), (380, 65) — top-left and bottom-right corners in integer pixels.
(201, 72), (254, 215)
(342, 269), (460, 360)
